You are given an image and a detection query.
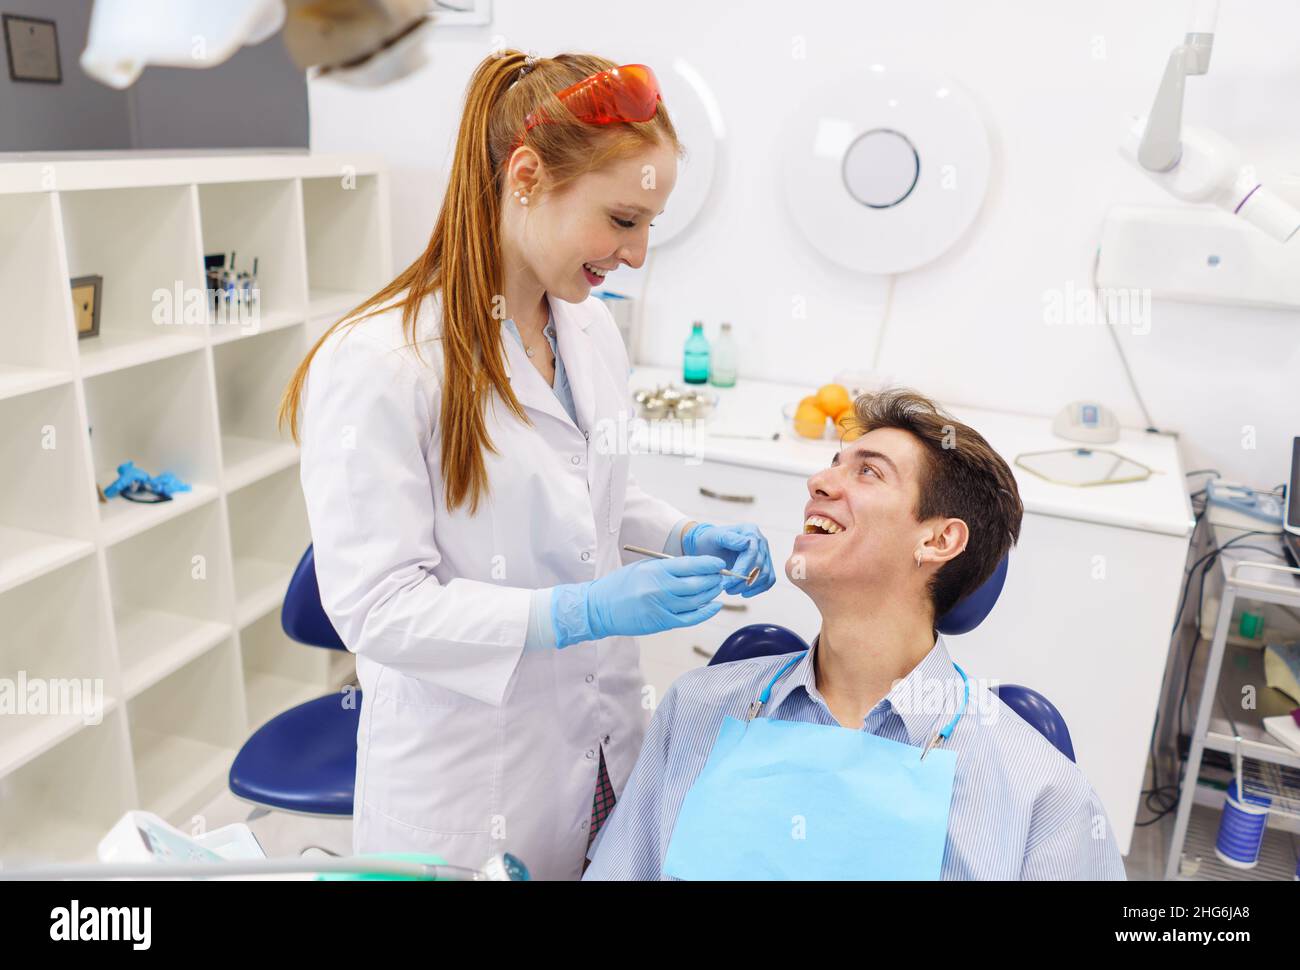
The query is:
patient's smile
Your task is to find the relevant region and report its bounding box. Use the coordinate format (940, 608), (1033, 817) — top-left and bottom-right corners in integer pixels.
(802, 511), (847, 535)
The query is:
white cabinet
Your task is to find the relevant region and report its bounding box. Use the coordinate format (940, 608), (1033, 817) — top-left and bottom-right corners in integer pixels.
(0, 154), (387, 863)
(627, 366), (1193, 855)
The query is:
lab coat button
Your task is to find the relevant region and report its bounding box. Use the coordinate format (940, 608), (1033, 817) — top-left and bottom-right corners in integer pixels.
(585, 674), (594, 684)
(571, 455), (581, 465)
(602, 734), (611, 744)
(580, 551), (591, 561)
(586, 749), (595, 759)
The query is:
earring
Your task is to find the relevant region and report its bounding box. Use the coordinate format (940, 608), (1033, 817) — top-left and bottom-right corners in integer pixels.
(513, 188), (529, 206)
(915, 551), (924, 568)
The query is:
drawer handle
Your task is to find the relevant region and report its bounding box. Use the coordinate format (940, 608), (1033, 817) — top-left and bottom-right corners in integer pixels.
(692, 645), (715, 660)
(720, 602), (748, 612)
(699, 486), (754, 504)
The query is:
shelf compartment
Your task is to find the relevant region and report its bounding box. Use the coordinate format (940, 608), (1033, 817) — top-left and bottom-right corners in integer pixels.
(307, 287), (369, 322)
(77, 330), (206, 378)
(59, 184), (207, 373)
(0, 556), (118, 777)
(210, 306), (302, 345)
(127, 638), (244, 822)
(228, 465), (309, 627)
(0, 365), (73, 402)
(0, 193), (76, 400)
(1176, 802), (1298, 881)
(105, 499), (234, 698)
(0, 707), (136, 866)
(197, 179), (308, 343)
(302, 174), (384, 324)
(83, 348), (222, 545)
(1194, 638), (1300, 771)
(0, 382), (97, 593)
(240, 609), (329, 730)
(213, 324), (304, 492)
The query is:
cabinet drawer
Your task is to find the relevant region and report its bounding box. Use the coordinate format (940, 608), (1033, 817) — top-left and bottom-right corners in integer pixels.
(630, 453), (809, 534)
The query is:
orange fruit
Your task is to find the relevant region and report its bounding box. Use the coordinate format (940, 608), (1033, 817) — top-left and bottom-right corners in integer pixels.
(835, 411), (863, 441)
(816, 383), (852, 419)
(793, 399), (829, 439)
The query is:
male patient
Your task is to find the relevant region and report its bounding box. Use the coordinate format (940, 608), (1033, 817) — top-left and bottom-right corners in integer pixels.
(585, 388), (1125, 880)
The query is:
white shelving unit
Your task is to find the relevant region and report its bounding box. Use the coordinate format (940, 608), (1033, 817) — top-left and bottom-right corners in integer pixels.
(0, 153), (387, 864)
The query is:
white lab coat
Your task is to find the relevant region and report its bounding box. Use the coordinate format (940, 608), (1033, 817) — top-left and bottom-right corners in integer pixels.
(299, 288), (685, 880)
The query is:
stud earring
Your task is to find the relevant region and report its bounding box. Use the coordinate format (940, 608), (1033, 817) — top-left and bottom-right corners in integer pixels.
(513, 188), (529, 206)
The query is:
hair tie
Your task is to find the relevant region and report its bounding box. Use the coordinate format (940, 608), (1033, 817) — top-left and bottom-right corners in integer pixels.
(515, 51), (539, 83)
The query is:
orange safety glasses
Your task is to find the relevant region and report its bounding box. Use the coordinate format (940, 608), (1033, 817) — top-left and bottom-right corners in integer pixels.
(512, 63), (663, 152)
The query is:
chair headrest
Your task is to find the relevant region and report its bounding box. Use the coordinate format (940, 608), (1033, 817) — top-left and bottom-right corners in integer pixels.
(710, 624), (809, 666)
(934, 553), (1009, 636)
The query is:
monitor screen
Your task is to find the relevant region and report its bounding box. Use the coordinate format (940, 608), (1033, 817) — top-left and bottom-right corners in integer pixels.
(1288, 437), (1300, 535)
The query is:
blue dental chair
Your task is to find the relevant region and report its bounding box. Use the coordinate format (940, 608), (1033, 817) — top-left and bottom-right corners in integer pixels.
(228, 545), (358, 817)
(229, 546), (1072, 822)
(708, 554), (1076, 763)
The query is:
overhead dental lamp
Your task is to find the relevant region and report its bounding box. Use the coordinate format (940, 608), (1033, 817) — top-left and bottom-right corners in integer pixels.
(80, 0), (457, 90)
(1119, 0), (1300, 243)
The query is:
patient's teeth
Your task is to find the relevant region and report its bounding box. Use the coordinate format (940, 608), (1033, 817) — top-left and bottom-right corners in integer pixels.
(802, 514), (844, 535)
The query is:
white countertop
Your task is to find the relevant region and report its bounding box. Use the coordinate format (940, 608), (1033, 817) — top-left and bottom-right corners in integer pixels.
(628, 366), (1195, 538)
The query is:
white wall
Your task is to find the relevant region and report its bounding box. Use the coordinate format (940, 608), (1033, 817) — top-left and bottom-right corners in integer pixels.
(309, 0), (1300, 488)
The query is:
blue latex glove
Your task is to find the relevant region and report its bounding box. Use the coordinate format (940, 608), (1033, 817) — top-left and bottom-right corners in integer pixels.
(682, 522), (776, 597)
(551, 555), (726, 648)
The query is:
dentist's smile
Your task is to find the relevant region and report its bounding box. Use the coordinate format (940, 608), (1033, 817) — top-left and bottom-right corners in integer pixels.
(582, 261), (613, 285)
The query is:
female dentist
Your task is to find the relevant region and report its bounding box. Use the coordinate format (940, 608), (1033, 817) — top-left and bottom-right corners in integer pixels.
(279, 50), (777, 880)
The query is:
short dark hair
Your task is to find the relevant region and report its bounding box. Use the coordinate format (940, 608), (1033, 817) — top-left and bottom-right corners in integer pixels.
(849, 388), (1023, 620)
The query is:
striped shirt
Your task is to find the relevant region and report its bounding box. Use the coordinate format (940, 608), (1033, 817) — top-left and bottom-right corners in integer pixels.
(584, 634), (1127, 880)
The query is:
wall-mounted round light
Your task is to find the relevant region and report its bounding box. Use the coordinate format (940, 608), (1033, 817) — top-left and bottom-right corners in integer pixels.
(649, 57), (724, 249)
(782, 67), (990, 274)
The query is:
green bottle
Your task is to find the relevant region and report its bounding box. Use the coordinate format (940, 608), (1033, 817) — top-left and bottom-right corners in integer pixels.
(683, 320), (710, 384)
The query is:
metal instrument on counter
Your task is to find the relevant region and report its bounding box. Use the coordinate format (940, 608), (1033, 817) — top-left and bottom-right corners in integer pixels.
(632, 384), (718, 420)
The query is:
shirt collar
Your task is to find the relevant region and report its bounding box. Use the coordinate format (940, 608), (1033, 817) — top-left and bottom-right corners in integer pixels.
(768, 633), (965, 746)
(501, 307), (556, 349)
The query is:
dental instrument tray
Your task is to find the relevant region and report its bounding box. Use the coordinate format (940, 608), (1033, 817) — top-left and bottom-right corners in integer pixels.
(632, 384), (718, 421)
(1205, 480), (1285, 526)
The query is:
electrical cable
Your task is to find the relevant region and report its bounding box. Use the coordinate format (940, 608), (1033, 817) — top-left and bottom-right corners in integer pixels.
(1092, 246), (1159, 433)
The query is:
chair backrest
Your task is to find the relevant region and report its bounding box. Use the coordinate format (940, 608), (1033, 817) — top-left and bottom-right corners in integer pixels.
(988, 684), (1075, 762)
(281, 544), (347, 651)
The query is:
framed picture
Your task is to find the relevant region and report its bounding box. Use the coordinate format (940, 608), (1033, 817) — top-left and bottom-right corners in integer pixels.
(3, 14), (61, 84)
(71, 275), (102, 340)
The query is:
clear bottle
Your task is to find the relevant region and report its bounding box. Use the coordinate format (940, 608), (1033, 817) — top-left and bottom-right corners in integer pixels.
(683, 320), (710, 384)
(709, 322), (738, 387)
